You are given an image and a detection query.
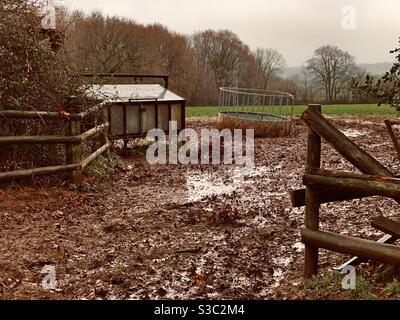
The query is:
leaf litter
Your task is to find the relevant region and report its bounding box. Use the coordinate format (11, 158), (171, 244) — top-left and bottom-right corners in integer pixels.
(0, 116), (399, 299)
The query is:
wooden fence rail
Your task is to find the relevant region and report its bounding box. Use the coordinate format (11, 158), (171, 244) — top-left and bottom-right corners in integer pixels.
(0, 110), (62, 120)
(301, 106), (393, 177)
(0, 135), (82, 145)
(295, 104), (400, 279)
(302, 228), (400, 266)
(0, 122), (109, 146)
(0, 102), (111, 186)
(303, 170), (400, 200)
(0, 164), (81, 182)
(291, 104), (394, 207)
(0, 101), (107, 121)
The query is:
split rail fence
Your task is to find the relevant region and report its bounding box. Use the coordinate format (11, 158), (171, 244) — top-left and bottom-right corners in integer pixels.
(0, 101), (111, 185)
(292, 104), (400, 278)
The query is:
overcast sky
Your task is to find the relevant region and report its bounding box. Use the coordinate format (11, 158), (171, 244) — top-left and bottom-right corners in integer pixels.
(63, 0), (400, 67)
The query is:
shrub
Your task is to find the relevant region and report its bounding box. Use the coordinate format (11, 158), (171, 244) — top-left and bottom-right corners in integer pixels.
(0, 0), (85, 111)
(0, 0), (92, 171)
(353, 38), (400, 110)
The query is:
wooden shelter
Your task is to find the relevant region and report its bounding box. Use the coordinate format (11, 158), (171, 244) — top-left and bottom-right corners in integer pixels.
(89, 84), (186, 137)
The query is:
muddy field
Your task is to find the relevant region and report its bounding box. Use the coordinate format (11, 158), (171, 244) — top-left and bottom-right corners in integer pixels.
(1, 116), (400, 300)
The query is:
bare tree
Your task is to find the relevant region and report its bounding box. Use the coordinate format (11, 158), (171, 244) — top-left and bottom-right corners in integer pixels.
(254, 48), (286, 89)
(143, 24), (200, 101)
(63, 10), (293, 106)
(65, 12), (143, 74)
(305, 45), (358, 102)
(191, 30), (250, 88)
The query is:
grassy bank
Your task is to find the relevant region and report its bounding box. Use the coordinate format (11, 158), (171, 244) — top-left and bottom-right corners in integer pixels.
(186, 104), (399, 118)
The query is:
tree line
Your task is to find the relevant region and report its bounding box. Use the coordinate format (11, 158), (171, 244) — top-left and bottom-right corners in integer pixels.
(1, 0), (398, 171)
(60, 10), (376, 105)
(59, 10), (299, 105)
(0, 1), (396, 109)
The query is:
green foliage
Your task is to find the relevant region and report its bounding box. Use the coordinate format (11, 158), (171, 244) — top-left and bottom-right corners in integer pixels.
(354, 276), (376, 300)
(130, 139), (155, 152)
(305, 271), (343, 294)
(383, 279), (400, 299)
(352, 38), (400, 110)
(0, 0), (86, 111)
(85, 153), (120, 180)
(305, 271), (376, 300)
(0, 0), (94, 170)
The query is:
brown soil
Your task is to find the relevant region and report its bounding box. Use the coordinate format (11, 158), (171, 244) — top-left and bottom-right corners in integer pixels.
(1, 116), (400, 300)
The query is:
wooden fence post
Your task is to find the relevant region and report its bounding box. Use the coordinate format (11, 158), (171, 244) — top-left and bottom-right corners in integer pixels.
(385, 120), (400, 163)
(101, 104), (111, 157)
(301, 107), (392, 177)
(65, 98), (82, 185)
(304, 104), (321, 279)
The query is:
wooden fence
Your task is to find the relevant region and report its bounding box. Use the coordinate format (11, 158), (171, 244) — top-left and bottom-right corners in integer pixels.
(385, 119), (400, 163)
(0, 101), (111, 186)
(292, 104), (400, 279)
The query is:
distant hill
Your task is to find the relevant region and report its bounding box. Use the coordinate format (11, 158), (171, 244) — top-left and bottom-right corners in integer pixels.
(282, 62), (393, 79)
(282, 66), (303, 79)
(358, 62), (393, 76)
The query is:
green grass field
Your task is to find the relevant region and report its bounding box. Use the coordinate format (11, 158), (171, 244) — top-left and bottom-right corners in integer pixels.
(186, 104), (400, 118)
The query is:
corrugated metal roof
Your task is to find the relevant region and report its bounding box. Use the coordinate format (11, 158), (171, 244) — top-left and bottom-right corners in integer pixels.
(87, 84), (184, 103)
